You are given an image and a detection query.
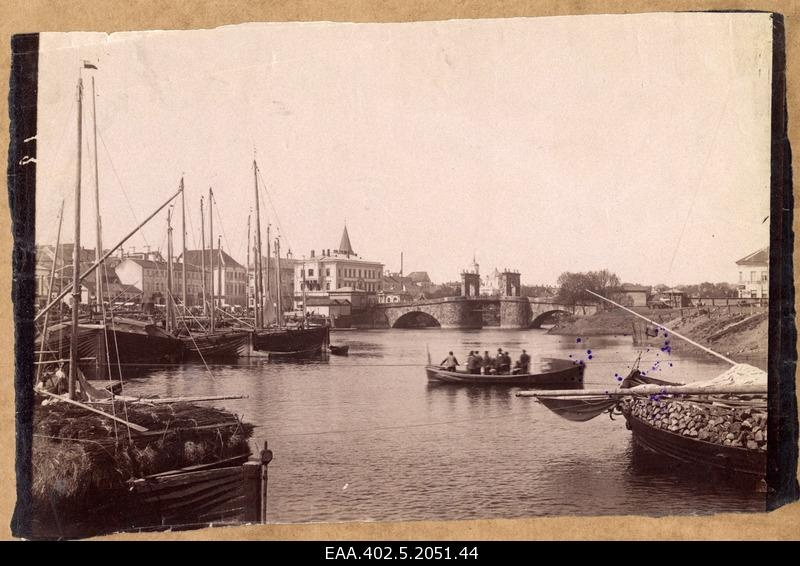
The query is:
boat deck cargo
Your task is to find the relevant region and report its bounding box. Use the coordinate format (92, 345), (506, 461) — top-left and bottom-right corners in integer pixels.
(31, 398), (257, 538)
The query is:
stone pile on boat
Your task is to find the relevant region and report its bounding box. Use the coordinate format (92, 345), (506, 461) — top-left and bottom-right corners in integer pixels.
(625, 397), (767, 451)
(624, 363), (768, 452)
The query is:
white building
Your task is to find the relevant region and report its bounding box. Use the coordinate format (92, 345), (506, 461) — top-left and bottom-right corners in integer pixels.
(735, 247), (769, 299)
(294, 225), (384, 310)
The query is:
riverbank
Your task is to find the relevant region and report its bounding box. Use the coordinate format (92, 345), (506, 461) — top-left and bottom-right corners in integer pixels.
(549, 307), (768, 363)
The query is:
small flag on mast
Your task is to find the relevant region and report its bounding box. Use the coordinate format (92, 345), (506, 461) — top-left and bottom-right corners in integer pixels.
(83, 60), (98, 70)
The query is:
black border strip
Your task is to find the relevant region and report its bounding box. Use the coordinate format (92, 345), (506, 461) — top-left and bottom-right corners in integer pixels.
(8, 32), (38, 538)
(766, 13), (799, 510)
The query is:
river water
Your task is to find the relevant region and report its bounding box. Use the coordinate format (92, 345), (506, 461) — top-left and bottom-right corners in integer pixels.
(124, 328), (765, 523)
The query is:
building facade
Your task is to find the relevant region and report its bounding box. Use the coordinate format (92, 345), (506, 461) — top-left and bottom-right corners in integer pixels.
(115, 255), (205, 308)
(735, 247), (769, 299)
(294, 226), (384, 311)
(180, 249), (248, 308)
(619, 284), (651, 307)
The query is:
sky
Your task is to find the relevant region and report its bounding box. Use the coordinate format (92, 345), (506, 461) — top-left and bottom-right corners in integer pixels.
(35, 13), (773, 286)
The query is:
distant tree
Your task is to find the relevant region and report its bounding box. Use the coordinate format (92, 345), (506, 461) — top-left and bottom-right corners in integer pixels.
(556, 269), (620, 306)
(676, 282), (738, 298)
(520, 284), (555, 298)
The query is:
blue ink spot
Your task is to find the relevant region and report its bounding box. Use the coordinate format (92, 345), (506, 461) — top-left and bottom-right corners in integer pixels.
(617, 376), (623, 381)
(576, 338), (582, 343)
(588, 355), (593, 360)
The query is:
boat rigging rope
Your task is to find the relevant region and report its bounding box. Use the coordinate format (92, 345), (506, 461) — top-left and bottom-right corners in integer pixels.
(98, 268), (120, 443)
(97, 128), (152, 252)
(210, 191), (236, 264)
(255, 163), (293, 253)
(167, 287), (217, 381)
(103, 266), (133, 444)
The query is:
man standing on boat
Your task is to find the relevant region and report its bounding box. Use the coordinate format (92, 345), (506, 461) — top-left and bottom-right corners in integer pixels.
(440, 351), (460, 372)
(519, 349), (531, 374)
(482, 350), (494, 375)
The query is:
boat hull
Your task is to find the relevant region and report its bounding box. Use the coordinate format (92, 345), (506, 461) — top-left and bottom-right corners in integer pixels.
(425, 360), (584, 387)
(625, 413), (766, 482)
(37, 321), (183, 379)
(252, 326), (329, 355)
(181, 331), (250, 359)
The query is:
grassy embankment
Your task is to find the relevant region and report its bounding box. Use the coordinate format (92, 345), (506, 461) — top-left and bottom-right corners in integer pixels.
(549, 306), (768, 363)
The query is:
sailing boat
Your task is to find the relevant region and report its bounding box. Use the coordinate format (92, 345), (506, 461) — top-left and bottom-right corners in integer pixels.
(249, 158), (329, 356)
(177, 186), (249, 359)
(36, 66), (183, 382)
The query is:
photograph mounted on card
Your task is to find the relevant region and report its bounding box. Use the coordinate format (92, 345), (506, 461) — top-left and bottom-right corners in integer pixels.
(7, 11), (796, 539)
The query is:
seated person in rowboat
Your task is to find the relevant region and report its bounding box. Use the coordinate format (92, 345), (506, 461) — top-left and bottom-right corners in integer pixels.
(440, 351), (459, 372)
(466, 351), (481, 375)
(482, 350), (495, 375)
(497, 350), (512, 374)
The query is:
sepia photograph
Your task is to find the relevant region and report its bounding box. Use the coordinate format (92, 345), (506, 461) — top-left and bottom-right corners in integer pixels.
(7, 9), (797, 540)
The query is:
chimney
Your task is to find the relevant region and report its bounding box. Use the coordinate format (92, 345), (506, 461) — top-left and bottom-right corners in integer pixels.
(311, 250), (315, 258)
(400, 252), (404, 277)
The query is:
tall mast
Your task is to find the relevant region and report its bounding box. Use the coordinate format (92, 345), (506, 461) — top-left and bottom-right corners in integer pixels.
(217, 235), (223, 317)
(180, 177), (187, 315)
(209, 187), (215, 333)
(200, 196), (207, 317)
(166, 207), (175, 333)
(69, 77), (84, 400)
(253, 158), (264, 329)
(265, 224), (270, 324)
(90, 74), (103, 316)
(275, 237), (282, 328)
(301, 258), (307, 329)
(245, 212), (251, 316)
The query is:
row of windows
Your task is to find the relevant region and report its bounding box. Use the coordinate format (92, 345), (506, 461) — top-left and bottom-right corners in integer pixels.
(142, 268), (247, 281)
(299, 281), (383, 292)
(739, 271), (768, 283)
(340, 267), (379, 279)
(299, 266), (380, 279)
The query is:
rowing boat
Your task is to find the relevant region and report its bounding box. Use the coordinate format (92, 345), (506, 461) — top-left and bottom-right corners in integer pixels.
(425, 357), (584, 387)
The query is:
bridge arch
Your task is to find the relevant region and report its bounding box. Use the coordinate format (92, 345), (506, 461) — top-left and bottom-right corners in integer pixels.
(392, 310), (442, 328)
(530, 309), (572, 329)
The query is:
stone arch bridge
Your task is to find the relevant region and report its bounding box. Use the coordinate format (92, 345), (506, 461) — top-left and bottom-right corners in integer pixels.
(365, 297), (597, 329)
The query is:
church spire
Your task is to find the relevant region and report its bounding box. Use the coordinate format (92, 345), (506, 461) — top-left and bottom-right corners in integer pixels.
(339, 223), (355, 257)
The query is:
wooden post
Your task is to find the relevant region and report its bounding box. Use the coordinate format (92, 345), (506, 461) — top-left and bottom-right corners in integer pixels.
(242, 440), (273, 523)
(242, 461), (261, 523)
(260, 441), (273, 522)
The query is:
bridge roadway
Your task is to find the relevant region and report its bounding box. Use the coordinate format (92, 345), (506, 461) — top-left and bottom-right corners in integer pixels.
(359, 296), (597, 329)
